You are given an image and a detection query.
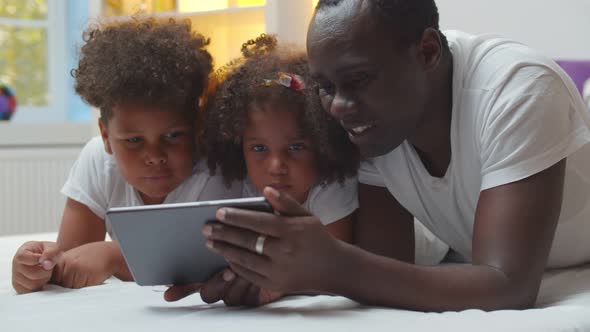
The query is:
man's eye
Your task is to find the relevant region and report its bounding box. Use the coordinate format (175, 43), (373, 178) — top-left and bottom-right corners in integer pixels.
(345, 73), (371, 89)
(288, 143), (305, 151)
(251, 144), (267, 152)
(318, 82), (335, 96)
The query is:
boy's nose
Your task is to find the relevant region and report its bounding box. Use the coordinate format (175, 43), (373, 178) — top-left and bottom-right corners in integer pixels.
(145, 146), (167, 165)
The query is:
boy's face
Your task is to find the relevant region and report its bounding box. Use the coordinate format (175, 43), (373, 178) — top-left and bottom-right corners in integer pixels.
(99, 103), (195, 205)
(242, 101), (319, 204)
(307, 0), (432, 158)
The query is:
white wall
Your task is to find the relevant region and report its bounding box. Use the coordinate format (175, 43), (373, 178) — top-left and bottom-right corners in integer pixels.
(437, 0), (590, 60)
(266, 0), (313, 48)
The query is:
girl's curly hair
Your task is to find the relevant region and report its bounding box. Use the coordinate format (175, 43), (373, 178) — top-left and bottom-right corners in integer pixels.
(72, 17), (213, 123)
(205, 34), (359, 186)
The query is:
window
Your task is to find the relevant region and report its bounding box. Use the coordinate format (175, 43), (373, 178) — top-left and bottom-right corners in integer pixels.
(101, 0), (268, 68)
(0, 0), (67, 122)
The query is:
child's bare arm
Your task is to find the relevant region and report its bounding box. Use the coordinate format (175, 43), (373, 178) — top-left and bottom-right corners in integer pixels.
(51, 241), (132, 288)
(48, 198), (133, 289)
(56, 198), (106, 251)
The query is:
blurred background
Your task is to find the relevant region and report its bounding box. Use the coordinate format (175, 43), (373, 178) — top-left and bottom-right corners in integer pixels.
(0, 0), (589, 235)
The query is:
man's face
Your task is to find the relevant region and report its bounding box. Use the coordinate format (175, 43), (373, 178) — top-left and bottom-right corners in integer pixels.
(307, 1), (430, 158)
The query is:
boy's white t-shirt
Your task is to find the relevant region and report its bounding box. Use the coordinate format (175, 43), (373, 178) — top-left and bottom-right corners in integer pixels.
(61, 137), (242, 229)
(359, 31), (590, 268)
(241, 176), (358, 225)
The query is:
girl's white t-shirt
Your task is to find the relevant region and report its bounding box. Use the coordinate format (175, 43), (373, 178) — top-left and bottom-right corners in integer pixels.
(359, 31), (590, 268)
(241, 176), (358, 225)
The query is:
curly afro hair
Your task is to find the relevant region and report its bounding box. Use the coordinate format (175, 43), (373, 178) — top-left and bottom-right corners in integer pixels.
(205, 34), (359, 186)
(73, 17), (213, 123)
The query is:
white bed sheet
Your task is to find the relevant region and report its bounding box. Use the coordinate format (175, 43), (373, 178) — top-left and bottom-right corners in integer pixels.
(1, 233), (590, 332)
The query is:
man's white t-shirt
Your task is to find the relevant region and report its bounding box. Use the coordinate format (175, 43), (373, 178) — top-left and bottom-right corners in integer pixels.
(359, 31), (590, 268)
(242, 177), (358, 225)
(62, 137), (242, 233)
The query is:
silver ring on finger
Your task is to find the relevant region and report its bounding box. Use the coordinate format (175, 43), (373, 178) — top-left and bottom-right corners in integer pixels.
(255, 234), (266, 255)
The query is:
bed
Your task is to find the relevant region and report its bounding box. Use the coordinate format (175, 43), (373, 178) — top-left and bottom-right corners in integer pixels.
(2, 232), (590, 332)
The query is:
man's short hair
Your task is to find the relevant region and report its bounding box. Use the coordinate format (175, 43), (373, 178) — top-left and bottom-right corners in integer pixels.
(315, 0), (448, 49)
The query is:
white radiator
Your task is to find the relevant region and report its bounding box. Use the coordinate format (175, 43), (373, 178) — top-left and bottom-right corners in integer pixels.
(0, 147), (81, 236)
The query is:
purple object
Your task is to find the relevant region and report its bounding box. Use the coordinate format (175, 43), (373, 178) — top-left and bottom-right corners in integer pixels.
(555, 60), (590, 95)
(0, 95), (8, 112)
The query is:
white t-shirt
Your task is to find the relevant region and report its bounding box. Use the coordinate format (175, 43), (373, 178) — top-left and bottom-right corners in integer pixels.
(583, 78), (590, 110)
(243, 176), (447, 265)
(359, 31), (590, 268)
(242, 177), (358, 225)
(62, 137), (242, 232)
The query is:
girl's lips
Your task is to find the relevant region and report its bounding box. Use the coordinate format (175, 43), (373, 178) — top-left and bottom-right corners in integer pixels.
(142, 174), (173, 181)
(268, 184), (291, 190)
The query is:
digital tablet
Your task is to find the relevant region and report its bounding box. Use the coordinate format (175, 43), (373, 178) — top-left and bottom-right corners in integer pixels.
(106, 197), (273, 286)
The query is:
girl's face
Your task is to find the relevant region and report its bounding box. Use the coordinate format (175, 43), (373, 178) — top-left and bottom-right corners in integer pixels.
(242, 100), (319, 204)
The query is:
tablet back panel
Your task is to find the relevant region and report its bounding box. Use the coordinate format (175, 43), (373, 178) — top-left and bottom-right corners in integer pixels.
(107, 205), (226, 286)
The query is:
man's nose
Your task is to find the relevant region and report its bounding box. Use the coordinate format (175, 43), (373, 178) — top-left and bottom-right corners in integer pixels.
(329, 93), (357, 118)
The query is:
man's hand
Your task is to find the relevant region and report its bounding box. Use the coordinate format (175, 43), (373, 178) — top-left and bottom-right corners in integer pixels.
(164, 268), (282, 306)
(203, 187), (345, 294)
(12, 241), (62, 294)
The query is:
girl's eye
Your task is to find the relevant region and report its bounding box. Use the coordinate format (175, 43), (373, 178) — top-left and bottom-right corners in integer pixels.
(164, 131), (184, 140)
(289, 143), (305, 151)
(251, 144), (267, 152)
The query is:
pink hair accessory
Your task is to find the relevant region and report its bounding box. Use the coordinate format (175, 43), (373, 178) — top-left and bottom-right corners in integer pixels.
(262, 72), (305, 92)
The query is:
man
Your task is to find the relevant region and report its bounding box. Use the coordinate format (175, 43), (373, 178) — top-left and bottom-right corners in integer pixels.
(168, 0), (590, 311)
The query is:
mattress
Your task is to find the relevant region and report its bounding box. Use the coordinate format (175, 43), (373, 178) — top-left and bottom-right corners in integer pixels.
(1, 233), (590, 332)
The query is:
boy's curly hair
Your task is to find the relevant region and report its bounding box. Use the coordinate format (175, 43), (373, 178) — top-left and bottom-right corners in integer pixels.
(73, 17), (213, 123)
(205, 34), (359, 186)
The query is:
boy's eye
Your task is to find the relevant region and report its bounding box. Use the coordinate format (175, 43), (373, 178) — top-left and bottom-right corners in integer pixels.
(288, 143), (305, 151)
(126, 137), (142, 144)
(251, 144), (267, 152)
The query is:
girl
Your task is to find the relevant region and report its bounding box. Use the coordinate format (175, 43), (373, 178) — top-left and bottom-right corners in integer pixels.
(205, 34), (360, 243)
(171, 34), (360, 306)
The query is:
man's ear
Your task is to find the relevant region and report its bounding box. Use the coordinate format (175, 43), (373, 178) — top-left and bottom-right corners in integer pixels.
(98, 118), (113, 155)
(417, 28), (443, 71)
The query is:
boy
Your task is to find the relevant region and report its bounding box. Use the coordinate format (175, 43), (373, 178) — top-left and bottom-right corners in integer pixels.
(12, 18), (239, 293)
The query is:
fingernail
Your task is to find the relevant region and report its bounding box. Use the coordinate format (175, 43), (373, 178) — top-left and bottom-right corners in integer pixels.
(206, 240), (214, 250)
(223, 270), (235, 282)
(40, 260), (54, 271)
(202, 225), (212, 237)
(265, 186), (280, 199)
(216, 208), (226, 221)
